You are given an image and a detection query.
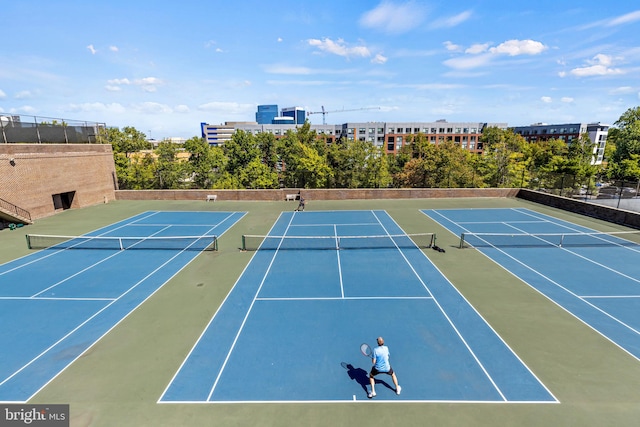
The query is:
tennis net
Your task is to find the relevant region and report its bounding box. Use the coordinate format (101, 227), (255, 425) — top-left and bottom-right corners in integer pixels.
(26, 234), (218, 251)
(241, 233), (436, 251)
(459, 230), (640, 249)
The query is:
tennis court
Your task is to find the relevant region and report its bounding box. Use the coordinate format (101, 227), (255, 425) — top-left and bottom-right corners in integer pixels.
(423, 208), (640, 361)
(160, 210), (555, 403)
(0, 210), (244, 402)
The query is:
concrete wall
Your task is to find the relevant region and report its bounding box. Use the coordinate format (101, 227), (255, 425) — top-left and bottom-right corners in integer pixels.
(0, 144), (117, 220)
(517, 189), (640, 229)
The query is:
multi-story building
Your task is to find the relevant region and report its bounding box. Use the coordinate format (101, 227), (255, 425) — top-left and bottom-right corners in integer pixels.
(337, 121), (508, 155)
(255, 105), (278, 124)
(200, 119), (508, 155)
(280, 107), (306, 125)
(512, 122), (609, 165)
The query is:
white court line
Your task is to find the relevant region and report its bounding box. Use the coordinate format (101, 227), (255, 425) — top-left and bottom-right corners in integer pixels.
(205, 212), (297, 401)
(256, 296), (433, 301)
(377, 210), (509, 402)
(0, 296), (116, 301)
(335, 224), (345, 299)
(422, 209), (558, 402)
(440, 208), (640, 363)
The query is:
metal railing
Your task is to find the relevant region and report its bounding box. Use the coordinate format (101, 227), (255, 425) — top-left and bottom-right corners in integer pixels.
(0, 197), (31, 221)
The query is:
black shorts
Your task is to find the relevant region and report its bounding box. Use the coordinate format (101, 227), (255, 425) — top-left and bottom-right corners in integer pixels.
(370, 366), (394, 377)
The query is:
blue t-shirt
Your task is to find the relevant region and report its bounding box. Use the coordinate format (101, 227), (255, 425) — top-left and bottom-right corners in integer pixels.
(373, 345), (391, 372)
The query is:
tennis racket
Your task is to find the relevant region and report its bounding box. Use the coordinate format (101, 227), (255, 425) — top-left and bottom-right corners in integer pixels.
(360, 343), (372, 358)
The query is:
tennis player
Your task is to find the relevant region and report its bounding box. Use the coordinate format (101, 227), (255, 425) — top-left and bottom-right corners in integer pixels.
(294, 195), (305, 211)
(368, 336), (401, 398)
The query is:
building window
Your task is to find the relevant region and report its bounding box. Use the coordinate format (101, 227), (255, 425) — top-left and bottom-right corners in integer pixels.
(431, 128), (436, 133)
(447, 128), (453, 133)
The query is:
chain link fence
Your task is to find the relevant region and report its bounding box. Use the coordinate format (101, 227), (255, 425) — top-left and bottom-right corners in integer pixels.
(527, 172), (640, 213)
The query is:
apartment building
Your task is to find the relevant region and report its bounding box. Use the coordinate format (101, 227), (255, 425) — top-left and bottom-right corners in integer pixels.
(512, 122), (609, 165)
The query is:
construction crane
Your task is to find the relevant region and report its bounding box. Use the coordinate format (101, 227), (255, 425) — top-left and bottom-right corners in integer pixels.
(306, 106), (381, 125)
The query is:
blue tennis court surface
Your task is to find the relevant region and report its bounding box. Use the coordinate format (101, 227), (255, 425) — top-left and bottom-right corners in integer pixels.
(0, 211), (244, 403)
(160, 210), (555, 403)
(423, 208), (640, 361)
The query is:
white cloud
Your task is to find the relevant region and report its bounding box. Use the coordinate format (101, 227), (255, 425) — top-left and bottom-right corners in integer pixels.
(607, 10), (640, 27)
(489, 39), (547, 56)
(108, 78), (131, 85)
(541, 96), (553, 103)
(68, 102), (126, 114)
(132, 102), (172, 114)
(443, 41), (462, 52)
(174, 105), (190, 113)
(109, 46), (119, 52)
(10, 105), (36, 114)
(443, 39), (546, 70)
(431, 10), (472, 29)
(359, 1), (426, 34)
(105, 77), (163, 92)
(443, 53), (493, 70)
(465, 43), (490, 54)
(264, 64), (313, 75)
(86, 44), (97, 55)
(0, 89), (6, 99)
(307, 38), (371, 58)
(569, 54), (624, 77)
(610, 86), (635, 94)
(135, 77), (163, 86)
(561, 97), (574, 103)
(277, 37), (283, 42)
(15, 90), (33, 99)
(371, 54), (388, 64)
(197, 101), (255, 114)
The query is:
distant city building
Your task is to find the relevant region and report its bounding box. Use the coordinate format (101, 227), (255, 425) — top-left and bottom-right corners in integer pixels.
(272, 116), (296, 125)
(256, 105), (278, 124)
(200, 119), (508, 155)
(512, 122), (609, 165)
(200, 122), (237, 146)
(280, 107), (306, 125)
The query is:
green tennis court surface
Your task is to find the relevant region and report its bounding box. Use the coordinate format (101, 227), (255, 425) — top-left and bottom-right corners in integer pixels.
(2, 198), (640, 427)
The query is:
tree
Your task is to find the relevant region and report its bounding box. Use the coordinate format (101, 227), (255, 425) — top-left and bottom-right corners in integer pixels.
(608, 106), (640, 180)
(480, 127), (526, 187)
(184, 137), (228, 189)
(153, 141), (188, 189)
(103, 126), (151, 158)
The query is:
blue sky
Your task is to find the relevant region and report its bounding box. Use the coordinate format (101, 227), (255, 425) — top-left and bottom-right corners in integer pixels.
(1, 1), (639, 139)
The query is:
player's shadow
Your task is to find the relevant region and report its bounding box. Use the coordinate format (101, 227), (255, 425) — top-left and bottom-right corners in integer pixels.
(341, 362), (395, 396)
(341, 362), (369, 393)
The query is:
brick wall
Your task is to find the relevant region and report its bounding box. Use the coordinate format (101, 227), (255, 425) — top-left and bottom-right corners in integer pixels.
(0, 144), (116, 220)
(115, 187), (519, 201)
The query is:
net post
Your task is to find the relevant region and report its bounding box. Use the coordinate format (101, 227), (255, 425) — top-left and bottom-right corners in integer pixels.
(459, 233), (466, 249)
(559, 234), (564, 247)
(241, 235), (246, 251)
(430, 233), (436, 248)
(213, 236), (218, 251)
(25, 234), (32, 249)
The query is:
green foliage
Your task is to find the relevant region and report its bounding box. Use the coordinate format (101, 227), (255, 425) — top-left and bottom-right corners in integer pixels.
(110, 108), (640, 191)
